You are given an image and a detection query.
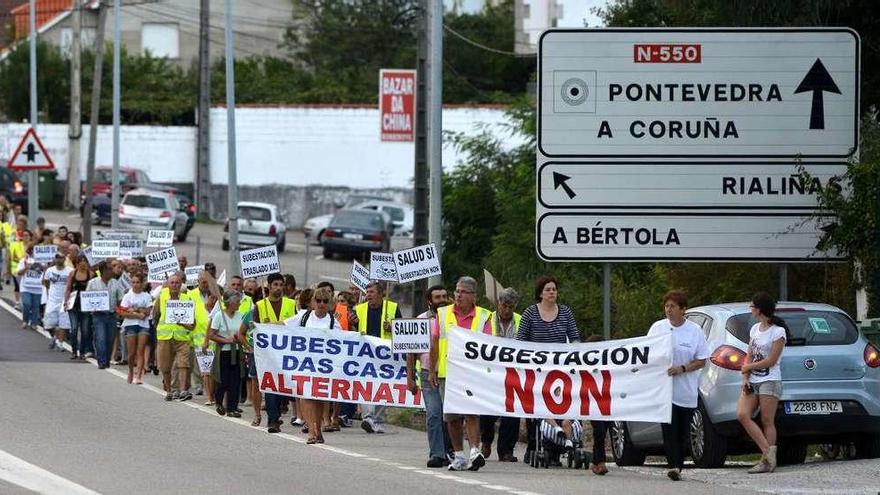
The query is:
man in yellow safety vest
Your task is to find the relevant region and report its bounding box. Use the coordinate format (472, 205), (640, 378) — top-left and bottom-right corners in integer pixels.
(151, 273), (196, 401)
(190, 271), (218, 404)
(254, 273), (297, 433)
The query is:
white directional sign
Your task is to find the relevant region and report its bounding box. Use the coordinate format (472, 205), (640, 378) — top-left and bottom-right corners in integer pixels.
(539, 29), (859, 158)
(539, 162), (846, 210)
(537, 213), (843, 262)
(8, 127), (55, 171)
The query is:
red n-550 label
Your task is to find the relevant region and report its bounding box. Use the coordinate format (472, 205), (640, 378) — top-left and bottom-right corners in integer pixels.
(633, 44), (701, 63)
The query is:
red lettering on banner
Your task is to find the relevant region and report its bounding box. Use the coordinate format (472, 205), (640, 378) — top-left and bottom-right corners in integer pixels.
(332, 378), (352, 400)
(504, 368), (535, 413)
(292, 375), (309, 396)
(312, 377), (329, 398)
(278, 374), (293, 394)
(353, 380), (373, 402)
(542, 370), (573, 415)
(579, 370), (612, 416)
(374, 383), (394, 403)
(260, 372), (277, 392)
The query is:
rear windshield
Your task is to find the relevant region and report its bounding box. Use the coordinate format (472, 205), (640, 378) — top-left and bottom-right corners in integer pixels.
(331, 211), (384, 229)
(239, 206), (271, 221)
(123, 194), (166, 209)
(726, 310), (859, 346)
(96, 170), (129, 184)
(383, 206), (405, 222)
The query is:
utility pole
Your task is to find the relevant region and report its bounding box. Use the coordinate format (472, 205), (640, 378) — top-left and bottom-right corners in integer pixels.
(110, 0), (121, 229)
(28, 0), (38, 228)
(196, 0), (212, 220)
(83, 1), (107, 244)
(66, 1), (82, 211)
(426, 0), (443, 286)
(411, 0), (429, 315)
(224, 0), (240, 274)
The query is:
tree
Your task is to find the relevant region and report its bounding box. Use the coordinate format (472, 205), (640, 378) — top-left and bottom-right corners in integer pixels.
(0, 39), (69, 123)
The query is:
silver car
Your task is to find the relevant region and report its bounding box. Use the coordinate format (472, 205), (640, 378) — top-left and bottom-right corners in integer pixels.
(611, 302), (880, 468)
(118, 188), (190, 241)
(222, 202), (287, 252)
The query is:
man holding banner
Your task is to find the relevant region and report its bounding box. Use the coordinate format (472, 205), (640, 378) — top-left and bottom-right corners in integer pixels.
(86, 261), (126, 369)
(428, 276), (493, 472)
(254, 273), (297, 434)
(355, 281), (401, 434)
(152, 273), (196, 401)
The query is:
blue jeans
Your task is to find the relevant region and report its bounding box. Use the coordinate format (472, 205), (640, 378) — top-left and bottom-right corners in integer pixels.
(68, 310), (91, 355)
(420, 370), (446, 459)
(93, 313), (117, 367)
(21, 292), (41, 325)
(266, 393), (284, 426)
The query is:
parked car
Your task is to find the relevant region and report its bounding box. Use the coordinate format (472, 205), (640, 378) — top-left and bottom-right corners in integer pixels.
(610, 302), (880, 468)
(222, 202), (287, 252)
(303, 199), (413, 244)
(174, 192), (197, 235)
(0, 167), (28, 212)
(117, 188), (190, 241)
(80, 166), (182, 224)
(321, 209), (393, 259)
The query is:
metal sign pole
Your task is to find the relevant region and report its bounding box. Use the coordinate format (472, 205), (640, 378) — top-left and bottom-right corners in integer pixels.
(110, 0), (121, 229)
(28, 0), (38, 227)
(224, 0), (240, 275)
(603, 262), (611, 340)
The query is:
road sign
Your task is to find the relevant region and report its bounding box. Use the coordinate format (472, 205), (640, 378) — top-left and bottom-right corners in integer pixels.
(539, 28), (859, 158)
(379, 69), (416, 142)
(8, 127), (55, 171)
(538, 162), (846, 210)
(537, 212), (842, 262)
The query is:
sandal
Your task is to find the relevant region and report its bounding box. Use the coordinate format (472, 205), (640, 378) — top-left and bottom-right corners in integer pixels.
(322, 425), (335, 433)
(316, 435), (325, 444)
(306, 437), (317, 445)
(251, 415), (262, 427)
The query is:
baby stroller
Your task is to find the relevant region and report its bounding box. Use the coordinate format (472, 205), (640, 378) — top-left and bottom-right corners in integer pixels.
(530, 419), (592, 469)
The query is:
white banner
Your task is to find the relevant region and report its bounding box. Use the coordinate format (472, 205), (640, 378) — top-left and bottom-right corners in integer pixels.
(164, 300), (195, 325)
(118, 239), (144, 259)
(91, 240), (120, 259)
(185, 265), (204, 286)
(195, 349), (215, 374)
(240, 245), (280, 278)
(80, 290), (110, 312)
(444, 329), (673, 422)
(253, 324), (422, 408)
(146, 247), (179, 282)
(369, 252), (398, 282)
(393, 243), (441, 283)
(350, 260), (370, 293)
(33, 244), (57, 263)
(146, 230), (174, 248)
(391, 319), (431, 354)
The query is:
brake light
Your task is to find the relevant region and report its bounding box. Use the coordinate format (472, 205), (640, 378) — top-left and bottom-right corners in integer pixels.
(13, 180), (23, 193)
(269, 224), (277, 236)
(188, 204), (196, 214)
(224, 220), (229, 232)
(365, 233), (384, 242)
(160, 210), (171, 218)
(324, 229), (337, 238)
(865, 343), (880, 368)
(710, 345), (747, 371)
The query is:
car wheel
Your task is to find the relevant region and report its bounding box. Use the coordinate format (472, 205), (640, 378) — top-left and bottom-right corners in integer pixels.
(277, 234), (286, 253)
(176, 226), (187, 243)
(855, 433), (880, 459)
(609, 421), (646, 466)
(316, 230), (324, 245)
(222, 238), (229, 251)
(689, 402), (728, 468)
(776, 440), (807, 465)
(322, 247), (333, 259)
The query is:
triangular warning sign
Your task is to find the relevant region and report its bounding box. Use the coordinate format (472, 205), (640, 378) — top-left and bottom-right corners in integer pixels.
(8, 128), (54, 171)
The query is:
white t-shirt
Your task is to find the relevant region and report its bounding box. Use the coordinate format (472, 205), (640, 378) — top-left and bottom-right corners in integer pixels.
(285, 309), (336, 329)
(648, 318), (710, 408)
(748, 323), (786, 384)
(43, 266), (72, 307)
(211, 311), (243, 351)
(120, 290), (153, 328)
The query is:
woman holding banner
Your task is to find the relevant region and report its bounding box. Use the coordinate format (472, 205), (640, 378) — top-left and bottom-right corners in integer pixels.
(16, 241), (43, 331)
(208, 290), (246, 417)
(119, 273), (153, 384)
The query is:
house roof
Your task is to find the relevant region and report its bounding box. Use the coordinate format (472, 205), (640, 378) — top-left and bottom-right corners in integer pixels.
(10, 0), (73, 41)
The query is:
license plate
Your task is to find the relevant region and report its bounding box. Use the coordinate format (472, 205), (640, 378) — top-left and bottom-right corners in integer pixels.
(784, 400), (842, 415)
(131, 219), (150, 225)
(343, 233), (363, 240)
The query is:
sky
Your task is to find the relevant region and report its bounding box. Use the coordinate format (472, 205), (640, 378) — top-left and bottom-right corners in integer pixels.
(447, 0), (608, 27)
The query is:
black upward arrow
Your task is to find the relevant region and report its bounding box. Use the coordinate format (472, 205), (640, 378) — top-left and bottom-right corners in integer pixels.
(553, 172), (576, 199)
(794, 58), (841, 130)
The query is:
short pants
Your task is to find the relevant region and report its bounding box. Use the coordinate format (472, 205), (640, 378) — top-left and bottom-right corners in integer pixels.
(246, 352), (257, 378)
(43, 303), (71, 329)
(157, 340), (191, 372)
(751, 380), (782, 398)
(123, 325), (151, 337)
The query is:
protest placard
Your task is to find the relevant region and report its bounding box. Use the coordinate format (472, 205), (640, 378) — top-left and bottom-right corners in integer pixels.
(195, 349), (215, 374)
(146, 230), (174, 248)
(33, 244), (57, 263)
(393, 243), (441, 283)
(253, 325), (422, 407)
(240, 245), (280, 278)
(65, 291), (77, 311)
(164, 300), (195, 325)
(118, 239), (144, 258)
(216, 270), (227, 287)
(444, 330), (673, 422)
(391, 319), (431, 354)
(82, 246), (96, 266)
(80, 290), (110, 312)
(185, 265), (204, 286)
(350, 260), (370, 293)
(20, 269), (43, 292)
(146, 246), (179, 282)
(99, 230), (142, 240)
(117, 272), (131, 292)
(92, 240), (120, 258)
(369, 252), (398, 282)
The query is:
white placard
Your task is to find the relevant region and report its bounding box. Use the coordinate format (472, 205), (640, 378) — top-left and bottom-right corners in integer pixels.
(146, 246), (179, 282)
(20, 269), (43, 292)
(33, 244), (57, 263)
(350, 260), (370, 293)
(117, 272), (131, 292)
(195, 349), (215, 374)
(81, 246), (96, 266)
(118, 239), (144, 259)
(146, 230), (175, 248)
(369, 252), (398, 282)
(216, 270), (227, 287)
(239, 245), (280, 278)
(99, 230), (142, 240)
(164, 300), (195, 325)
(185, 265), (204, 286)
(392, 243), (441, 283)
(65, 291), (77, 311)
(391, 319), (431, 354)
(91, 240), (120, 259)
(80, 290), (110, 312)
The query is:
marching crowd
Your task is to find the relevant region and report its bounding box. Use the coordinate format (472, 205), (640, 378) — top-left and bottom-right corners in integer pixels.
(3, 199), (790, 480)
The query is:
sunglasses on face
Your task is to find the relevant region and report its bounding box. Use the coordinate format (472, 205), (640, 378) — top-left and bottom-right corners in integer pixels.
(315, 298), (329, 304)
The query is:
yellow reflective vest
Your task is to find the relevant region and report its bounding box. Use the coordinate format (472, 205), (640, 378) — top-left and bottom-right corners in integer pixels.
(436, 304), (492, 378)
(355, 300), (398, 340)
(157, 290), (193, 342)
(490, 311), (522, 337)
(187, 288), (212, 348)
(255, 297), (296, 323)
(8, 239), (23, 273)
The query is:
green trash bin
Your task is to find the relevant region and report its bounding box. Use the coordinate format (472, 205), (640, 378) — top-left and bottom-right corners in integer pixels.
(858, 318), (880, 347)
(37, 170), (58, 209)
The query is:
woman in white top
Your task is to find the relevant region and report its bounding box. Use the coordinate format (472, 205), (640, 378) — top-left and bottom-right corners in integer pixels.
(118, 273), (153, 384)
(16, 243), (43, 330)
(208, 290), (247, 418)
(737, 292), (788, 474)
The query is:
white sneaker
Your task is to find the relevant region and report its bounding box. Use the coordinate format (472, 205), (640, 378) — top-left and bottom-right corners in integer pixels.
(448, 454), (468, 471)
(467, 447), (485, 471)
(292, 417), (304, 426)
(374, 423), (385, 434)
(361, 416), (376, 433)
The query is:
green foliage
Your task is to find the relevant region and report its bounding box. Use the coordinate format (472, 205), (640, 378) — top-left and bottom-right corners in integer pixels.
(0, 40), (69, 123)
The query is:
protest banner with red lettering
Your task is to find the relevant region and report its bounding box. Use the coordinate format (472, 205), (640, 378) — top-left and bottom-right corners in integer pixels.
(253, 324), (422, 408)
(444, 329), (673, 422)
(379, 69), (416, 142)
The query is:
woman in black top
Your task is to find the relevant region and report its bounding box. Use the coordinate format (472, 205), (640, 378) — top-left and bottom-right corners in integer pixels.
(63, 256), (93, 360)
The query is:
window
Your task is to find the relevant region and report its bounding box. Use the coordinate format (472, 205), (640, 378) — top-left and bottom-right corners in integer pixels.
(238, 207), (271, 222)
(59, 27), (96, 57)
(726, 310), (859, 346)
(141, 23), (179, 59)
(381, 206), (405, 222)
(123, 194), (167, 209)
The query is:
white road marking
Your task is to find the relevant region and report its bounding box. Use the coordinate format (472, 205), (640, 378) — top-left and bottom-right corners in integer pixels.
(314, 255), (324, 260)
(0, 448), (101, 495)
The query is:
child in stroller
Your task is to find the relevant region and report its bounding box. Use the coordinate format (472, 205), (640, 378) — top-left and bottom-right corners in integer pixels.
(530, 418), (592, 469)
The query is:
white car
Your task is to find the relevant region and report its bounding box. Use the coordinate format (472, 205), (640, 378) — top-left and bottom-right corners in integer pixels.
(303, 199), (413, 244)
(118, 188), (190, 241)
(222, 201), (287, 252)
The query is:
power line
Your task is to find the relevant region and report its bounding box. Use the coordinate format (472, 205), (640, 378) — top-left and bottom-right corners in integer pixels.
(442, 23), (534, 58)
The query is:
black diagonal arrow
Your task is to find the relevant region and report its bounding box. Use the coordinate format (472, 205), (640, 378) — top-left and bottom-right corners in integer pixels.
(794, 58), (841, 130)
(552, 171), (576, 199)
